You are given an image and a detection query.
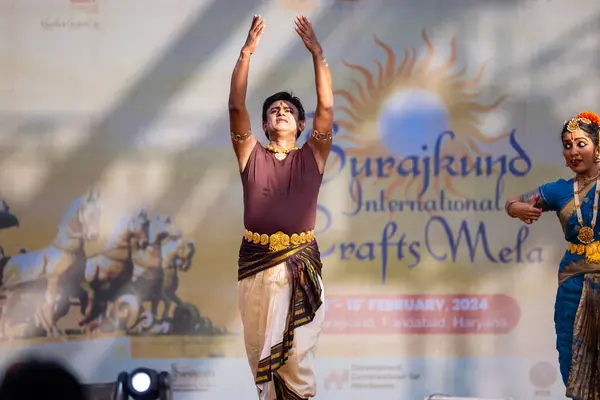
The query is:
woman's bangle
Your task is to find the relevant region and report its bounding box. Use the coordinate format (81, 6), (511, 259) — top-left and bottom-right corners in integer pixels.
(505, 200), (519, 218)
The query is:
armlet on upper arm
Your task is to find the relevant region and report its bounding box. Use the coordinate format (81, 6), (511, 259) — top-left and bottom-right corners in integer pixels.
(311, 129), (333, 142)
(519, 188), (550, 211)
(231, 130), (253, 142)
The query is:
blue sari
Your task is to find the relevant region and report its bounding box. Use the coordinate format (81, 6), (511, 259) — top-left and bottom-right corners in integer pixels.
(530, 178), (600, 399)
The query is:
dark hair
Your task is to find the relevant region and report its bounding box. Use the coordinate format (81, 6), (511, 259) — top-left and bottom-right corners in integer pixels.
(0, 358), (87, 400)
(561, 117), (600, 146)
(261, 91), (306, 139)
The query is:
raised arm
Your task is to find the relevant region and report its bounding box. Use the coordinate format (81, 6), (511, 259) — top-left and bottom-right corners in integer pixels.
(229, 15), (264, 172)
(295, 16), (333, 174)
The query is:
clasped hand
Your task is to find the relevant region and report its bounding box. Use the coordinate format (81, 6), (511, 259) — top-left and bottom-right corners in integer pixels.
(510, 196), (542, 225)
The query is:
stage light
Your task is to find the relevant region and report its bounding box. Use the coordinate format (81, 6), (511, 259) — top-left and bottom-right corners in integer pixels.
(131, 370), (152, 393)
(113, 368), (171, 400)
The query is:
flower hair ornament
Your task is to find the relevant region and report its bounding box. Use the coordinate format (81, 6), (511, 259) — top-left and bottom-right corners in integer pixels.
(566, 110), (600, 132)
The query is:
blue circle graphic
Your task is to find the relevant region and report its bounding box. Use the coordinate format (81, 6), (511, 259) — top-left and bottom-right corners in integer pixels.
(378, 90), (450, 157)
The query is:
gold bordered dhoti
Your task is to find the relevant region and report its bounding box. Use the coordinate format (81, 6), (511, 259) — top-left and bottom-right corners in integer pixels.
(238, 230), (324, 400)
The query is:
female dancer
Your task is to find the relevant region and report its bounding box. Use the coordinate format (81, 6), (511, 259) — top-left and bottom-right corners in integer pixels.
(504, 110), (600, 399)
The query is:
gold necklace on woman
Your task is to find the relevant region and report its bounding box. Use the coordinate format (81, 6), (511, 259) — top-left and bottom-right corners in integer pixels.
(266, 145), (298, 160)
(573, 176), (600, 244)
(575, 171), (600, 193)
(580, 170), (600, 183)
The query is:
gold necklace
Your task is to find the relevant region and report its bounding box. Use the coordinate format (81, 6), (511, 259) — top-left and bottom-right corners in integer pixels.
(575, 172), (600, 194)
(573, 176), (600, 244)
(266, 145), (298, 154)
(579, 171), (600, 185)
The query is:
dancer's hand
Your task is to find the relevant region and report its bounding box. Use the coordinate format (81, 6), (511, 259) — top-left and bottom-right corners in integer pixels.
(510, 195), (542, 224)
(242, 15), (265, 55)
(295, 15), (322, 55)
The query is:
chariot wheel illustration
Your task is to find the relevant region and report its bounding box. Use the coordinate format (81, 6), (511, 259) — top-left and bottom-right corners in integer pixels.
(171, 302), (206, 334)
(112, 293), (143, 332)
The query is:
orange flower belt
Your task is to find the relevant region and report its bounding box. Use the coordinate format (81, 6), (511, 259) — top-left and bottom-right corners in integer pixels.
(568, 242), (600, 263)
(244, 229), (315, 252)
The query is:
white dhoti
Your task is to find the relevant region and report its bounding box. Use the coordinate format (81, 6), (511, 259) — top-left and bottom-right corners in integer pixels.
(238, 262), (325, 400)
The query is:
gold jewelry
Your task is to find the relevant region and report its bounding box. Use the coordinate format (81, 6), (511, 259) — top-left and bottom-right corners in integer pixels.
(574, 175), (597, 194)
(586, 173), (600, 184)
(573, 176), (600, 244)
(311, 130), (332, 141)
(566, 111), (600, 132)
(577, 171), (600, 188)
(265, 145), (298, 154)
(505, 200), (519, 218)
(567, 117), (592, 132)
(567, 118), (580, 132)
(567, 243), (600, 264)
(244, 229), (315, 252)
(231, 131), (252, 142)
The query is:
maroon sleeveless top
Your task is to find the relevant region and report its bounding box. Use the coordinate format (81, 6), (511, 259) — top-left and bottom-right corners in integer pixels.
(241, 142), (323, 235)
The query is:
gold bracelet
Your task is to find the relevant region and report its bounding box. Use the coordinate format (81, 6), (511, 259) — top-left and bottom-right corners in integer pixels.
(230, 131), (252, 142)
(505, 200), (519, 218)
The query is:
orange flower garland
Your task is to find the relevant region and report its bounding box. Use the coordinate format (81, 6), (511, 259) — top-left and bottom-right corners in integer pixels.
(576, 110), (600, 125)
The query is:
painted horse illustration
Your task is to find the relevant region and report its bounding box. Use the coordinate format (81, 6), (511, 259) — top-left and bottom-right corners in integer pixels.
(76, 208), (150, 331)
(129, 213), (183, 330)
(0, 189), (101, 338)
(128, 215), (201, 335)
(156, 238), (196, 321)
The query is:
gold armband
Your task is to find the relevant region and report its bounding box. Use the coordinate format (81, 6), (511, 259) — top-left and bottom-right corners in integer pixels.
(311, 130), (332, 141)
(231, 131), (252, 142)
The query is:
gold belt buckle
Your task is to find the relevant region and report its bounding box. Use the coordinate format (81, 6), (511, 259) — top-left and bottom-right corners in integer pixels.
(268, 231), (290, 252)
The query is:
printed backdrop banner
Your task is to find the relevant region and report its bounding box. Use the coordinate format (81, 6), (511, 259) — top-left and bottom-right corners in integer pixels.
(0, 0), (599, 398)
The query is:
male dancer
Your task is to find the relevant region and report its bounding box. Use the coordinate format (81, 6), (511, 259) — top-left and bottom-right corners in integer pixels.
(228, 14), (333, 400)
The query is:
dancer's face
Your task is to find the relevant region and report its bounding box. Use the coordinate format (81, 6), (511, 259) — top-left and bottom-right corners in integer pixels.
(563, 129), (597, 176)
(263, 100), (304, 139)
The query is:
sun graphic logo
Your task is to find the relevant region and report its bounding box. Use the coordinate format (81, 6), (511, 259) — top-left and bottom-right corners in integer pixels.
(333, 29), (507, 200)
